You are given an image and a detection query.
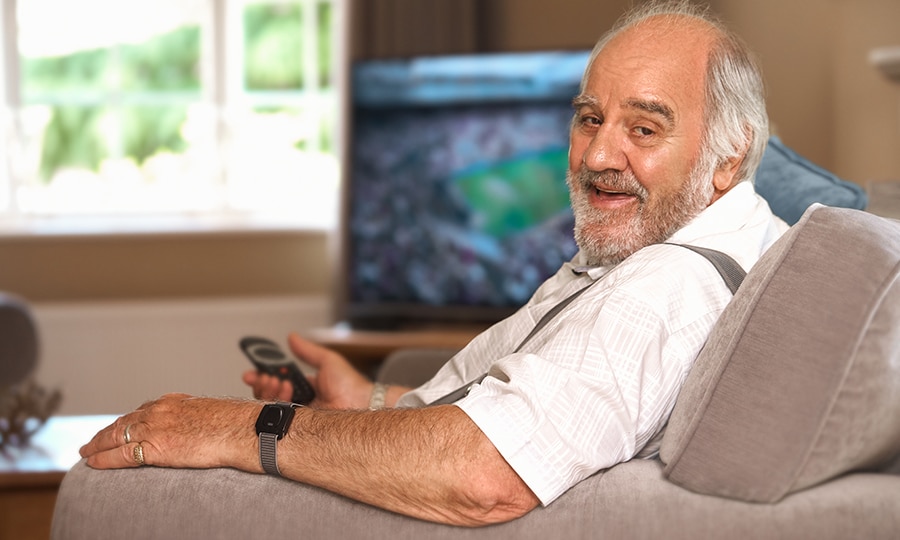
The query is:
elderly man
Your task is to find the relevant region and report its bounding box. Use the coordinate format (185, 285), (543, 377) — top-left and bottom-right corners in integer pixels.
(81, 0), (787, 527)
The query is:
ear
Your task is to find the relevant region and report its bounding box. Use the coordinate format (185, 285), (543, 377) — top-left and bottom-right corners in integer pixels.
(712, 153), (745, 193)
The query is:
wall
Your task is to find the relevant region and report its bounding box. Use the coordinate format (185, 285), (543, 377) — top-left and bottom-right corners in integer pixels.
(478, 0), (631, 51)
(711, 0), (900, 185)
(0, 231), (332, 302)
(831, 0), (900, 184)
(708, 0), (837, 168)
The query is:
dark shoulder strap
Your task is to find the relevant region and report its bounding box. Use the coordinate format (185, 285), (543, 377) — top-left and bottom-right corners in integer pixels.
(512, 281), (595, 354)
(667, 244), (746, 295)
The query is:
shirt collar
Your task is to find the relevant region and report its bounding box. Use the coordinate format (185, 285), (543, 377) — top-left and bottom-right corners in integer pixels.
(564, 250), (616, 280)
(666, 181), (761, 245)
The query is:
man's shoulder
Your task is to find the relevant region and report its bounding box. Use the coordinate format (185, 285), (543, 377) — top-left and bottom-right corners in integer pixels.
(613, 243), (724, 284)
(667, 182), (788, 269)
(605, 244), (740, 332)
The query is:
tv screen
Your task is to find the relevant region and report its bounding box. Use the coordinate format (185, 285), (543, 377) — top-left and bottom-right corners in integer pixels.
(340, 50), (591, 329)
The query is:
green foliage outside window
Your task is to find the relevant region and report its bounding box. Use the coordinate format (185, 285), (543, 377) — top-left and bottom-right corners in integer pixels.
(20, 2), (333, 183)
(24, 26), (201, 94)
(22, 26), (199, 180)
(244, 2), (332, 89)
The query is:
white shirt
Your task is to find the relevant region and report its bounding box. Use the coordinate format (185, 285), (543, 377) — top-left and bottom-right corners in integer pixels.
(397, 182), (788, 505)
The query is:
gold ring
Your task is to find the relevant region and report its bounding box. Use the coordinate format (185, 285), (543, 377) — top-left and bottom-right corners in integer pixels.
(133, 442), (145, 466)
(124, 424), (132, 445)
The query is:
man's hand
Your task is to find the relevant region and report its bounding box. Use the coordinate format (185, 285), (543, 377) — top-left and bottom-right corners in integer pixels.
(79, 394), (262, 472)
(242, 333), (374, 409)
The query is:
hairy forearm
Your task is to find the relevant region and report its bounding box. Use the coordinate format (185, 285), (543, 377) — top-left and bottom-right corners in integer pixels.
(274, 405), (538, 526)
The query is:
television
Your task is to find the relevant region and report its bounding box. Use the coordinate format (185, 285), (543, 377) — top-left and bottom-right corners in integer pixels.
(338, 50), (592, 330)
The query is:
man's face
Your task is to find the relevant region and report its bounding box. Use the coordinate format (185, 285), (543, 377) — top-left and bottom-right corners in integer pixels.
(567, 18), (727, 266)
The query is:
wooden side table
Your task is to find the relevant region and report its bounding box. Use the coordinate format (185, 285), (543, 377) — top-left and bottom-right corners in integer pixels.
(0, 415), (118, 540)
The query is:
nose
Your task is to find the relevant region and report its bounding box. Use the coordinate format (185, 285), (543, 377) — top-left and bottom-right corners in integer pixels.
(580, 125), (627, 172)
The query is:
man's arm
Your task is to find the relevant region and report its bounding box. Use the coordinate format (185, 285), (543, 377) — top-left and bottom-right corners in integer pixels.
(80, 395), (539, 526)
(281, 404), (539, 525)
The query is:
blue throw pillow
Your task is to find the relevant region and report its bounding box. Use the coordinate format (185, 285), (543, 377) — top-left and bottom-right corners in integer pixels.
(754, 136), (867, 225)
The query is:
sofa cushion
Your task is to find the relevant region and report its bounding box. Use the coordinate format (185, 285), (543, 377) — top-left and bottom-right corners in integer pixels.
(660, 204), (900, 503)
(755, 136), (868, 225)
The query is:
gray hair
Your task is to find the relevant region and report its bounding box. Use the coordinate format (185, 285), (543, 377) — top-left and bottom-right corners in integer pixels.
(581, 0), (769, 184)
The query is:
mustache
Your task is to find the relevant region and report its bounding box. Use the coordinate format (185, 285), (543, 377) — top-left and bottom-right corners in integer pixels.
(569, 167), (648, 202)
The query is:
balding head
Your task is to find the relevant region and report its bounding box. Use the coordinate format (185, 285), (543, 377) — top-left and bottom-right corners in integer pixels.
(581, 1), (768, 187)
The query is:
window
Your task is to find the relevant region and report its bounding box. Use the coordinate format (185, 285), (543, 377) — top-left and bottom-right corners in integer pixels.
(0, 0), (341, 233)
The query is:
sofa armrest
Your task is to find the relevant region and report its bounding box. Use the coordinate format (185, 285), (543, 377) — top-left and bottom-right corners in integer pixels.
(52, 457), (900, 539)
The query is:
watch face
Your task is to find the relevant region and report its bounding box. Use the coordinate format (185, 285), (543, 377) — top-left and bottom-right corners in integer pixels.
(256, 404), (296, 438)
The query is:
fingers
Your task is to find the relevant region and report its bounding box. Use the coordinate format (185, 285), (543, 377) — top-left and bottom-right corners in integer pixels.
(85, 442), (148, 469)
(242, 370), (293, 401)
(271, 377), (293, 402)
(80, 414), (149, 467)
(241, 369), (258, 386)
(286, 334), (374, 410)
(287, 333), (337, 369)
(79, 393), (179, 463)
(80, 416), (127, 458)
(242, 334), (340, 403)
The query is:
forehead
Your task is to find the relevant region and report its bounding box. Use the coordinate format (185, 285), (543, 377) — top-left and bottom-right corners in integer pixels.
(583, 16), (716, 121)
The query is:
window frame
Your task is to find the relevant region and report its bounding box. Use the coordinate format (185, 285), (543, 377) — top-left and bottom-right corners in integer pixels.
(0, 0), (344, 237)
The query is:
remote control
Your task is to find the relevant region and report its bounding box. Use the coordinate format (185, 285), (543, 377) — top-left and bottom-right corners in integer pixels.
(240, 336), (316, 405)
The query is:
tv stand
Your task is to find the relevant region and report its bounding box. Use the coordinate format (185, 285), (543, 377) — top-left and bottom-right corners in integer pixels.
(305, 324), (485, 372)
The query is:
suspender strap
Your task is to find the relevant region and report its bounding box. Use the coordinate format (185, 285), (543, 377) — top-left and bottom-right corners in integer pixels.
(428, 243), (746, 406)
(512, 281), (596, 354)
(666, 244), (746, 295)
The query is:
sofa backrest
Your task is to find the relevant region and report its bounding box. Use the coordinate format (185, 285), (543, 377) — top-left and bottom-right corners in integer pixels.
(659, 204), (900, 503)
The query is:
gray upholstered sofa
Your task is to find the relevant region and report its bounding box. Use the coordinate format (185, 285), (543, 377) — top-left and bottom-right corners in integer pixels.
(51, 203), (900, 539)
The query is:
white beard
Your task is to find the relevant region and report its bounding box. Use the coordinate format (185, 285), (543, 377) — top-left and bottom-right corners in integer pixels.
(566, 161), (715, 267)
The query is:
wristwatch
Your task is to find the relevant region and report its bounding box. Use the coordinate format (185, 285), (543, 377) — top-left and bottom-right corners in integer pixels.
(255, 402), (299, 476)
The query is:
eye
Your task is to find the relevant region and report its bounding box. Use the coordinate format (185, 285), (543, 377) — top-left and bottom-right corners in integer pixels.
(575, 113), (602, 132)
(633, 126), (655, 137)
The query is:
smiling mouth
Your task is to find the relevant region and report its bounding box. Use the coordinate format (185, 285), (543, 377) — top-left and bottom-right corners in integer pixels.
(571, 167), (646, 206)
(586, 185), (643, 211)
(593, 186), (636, 199)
